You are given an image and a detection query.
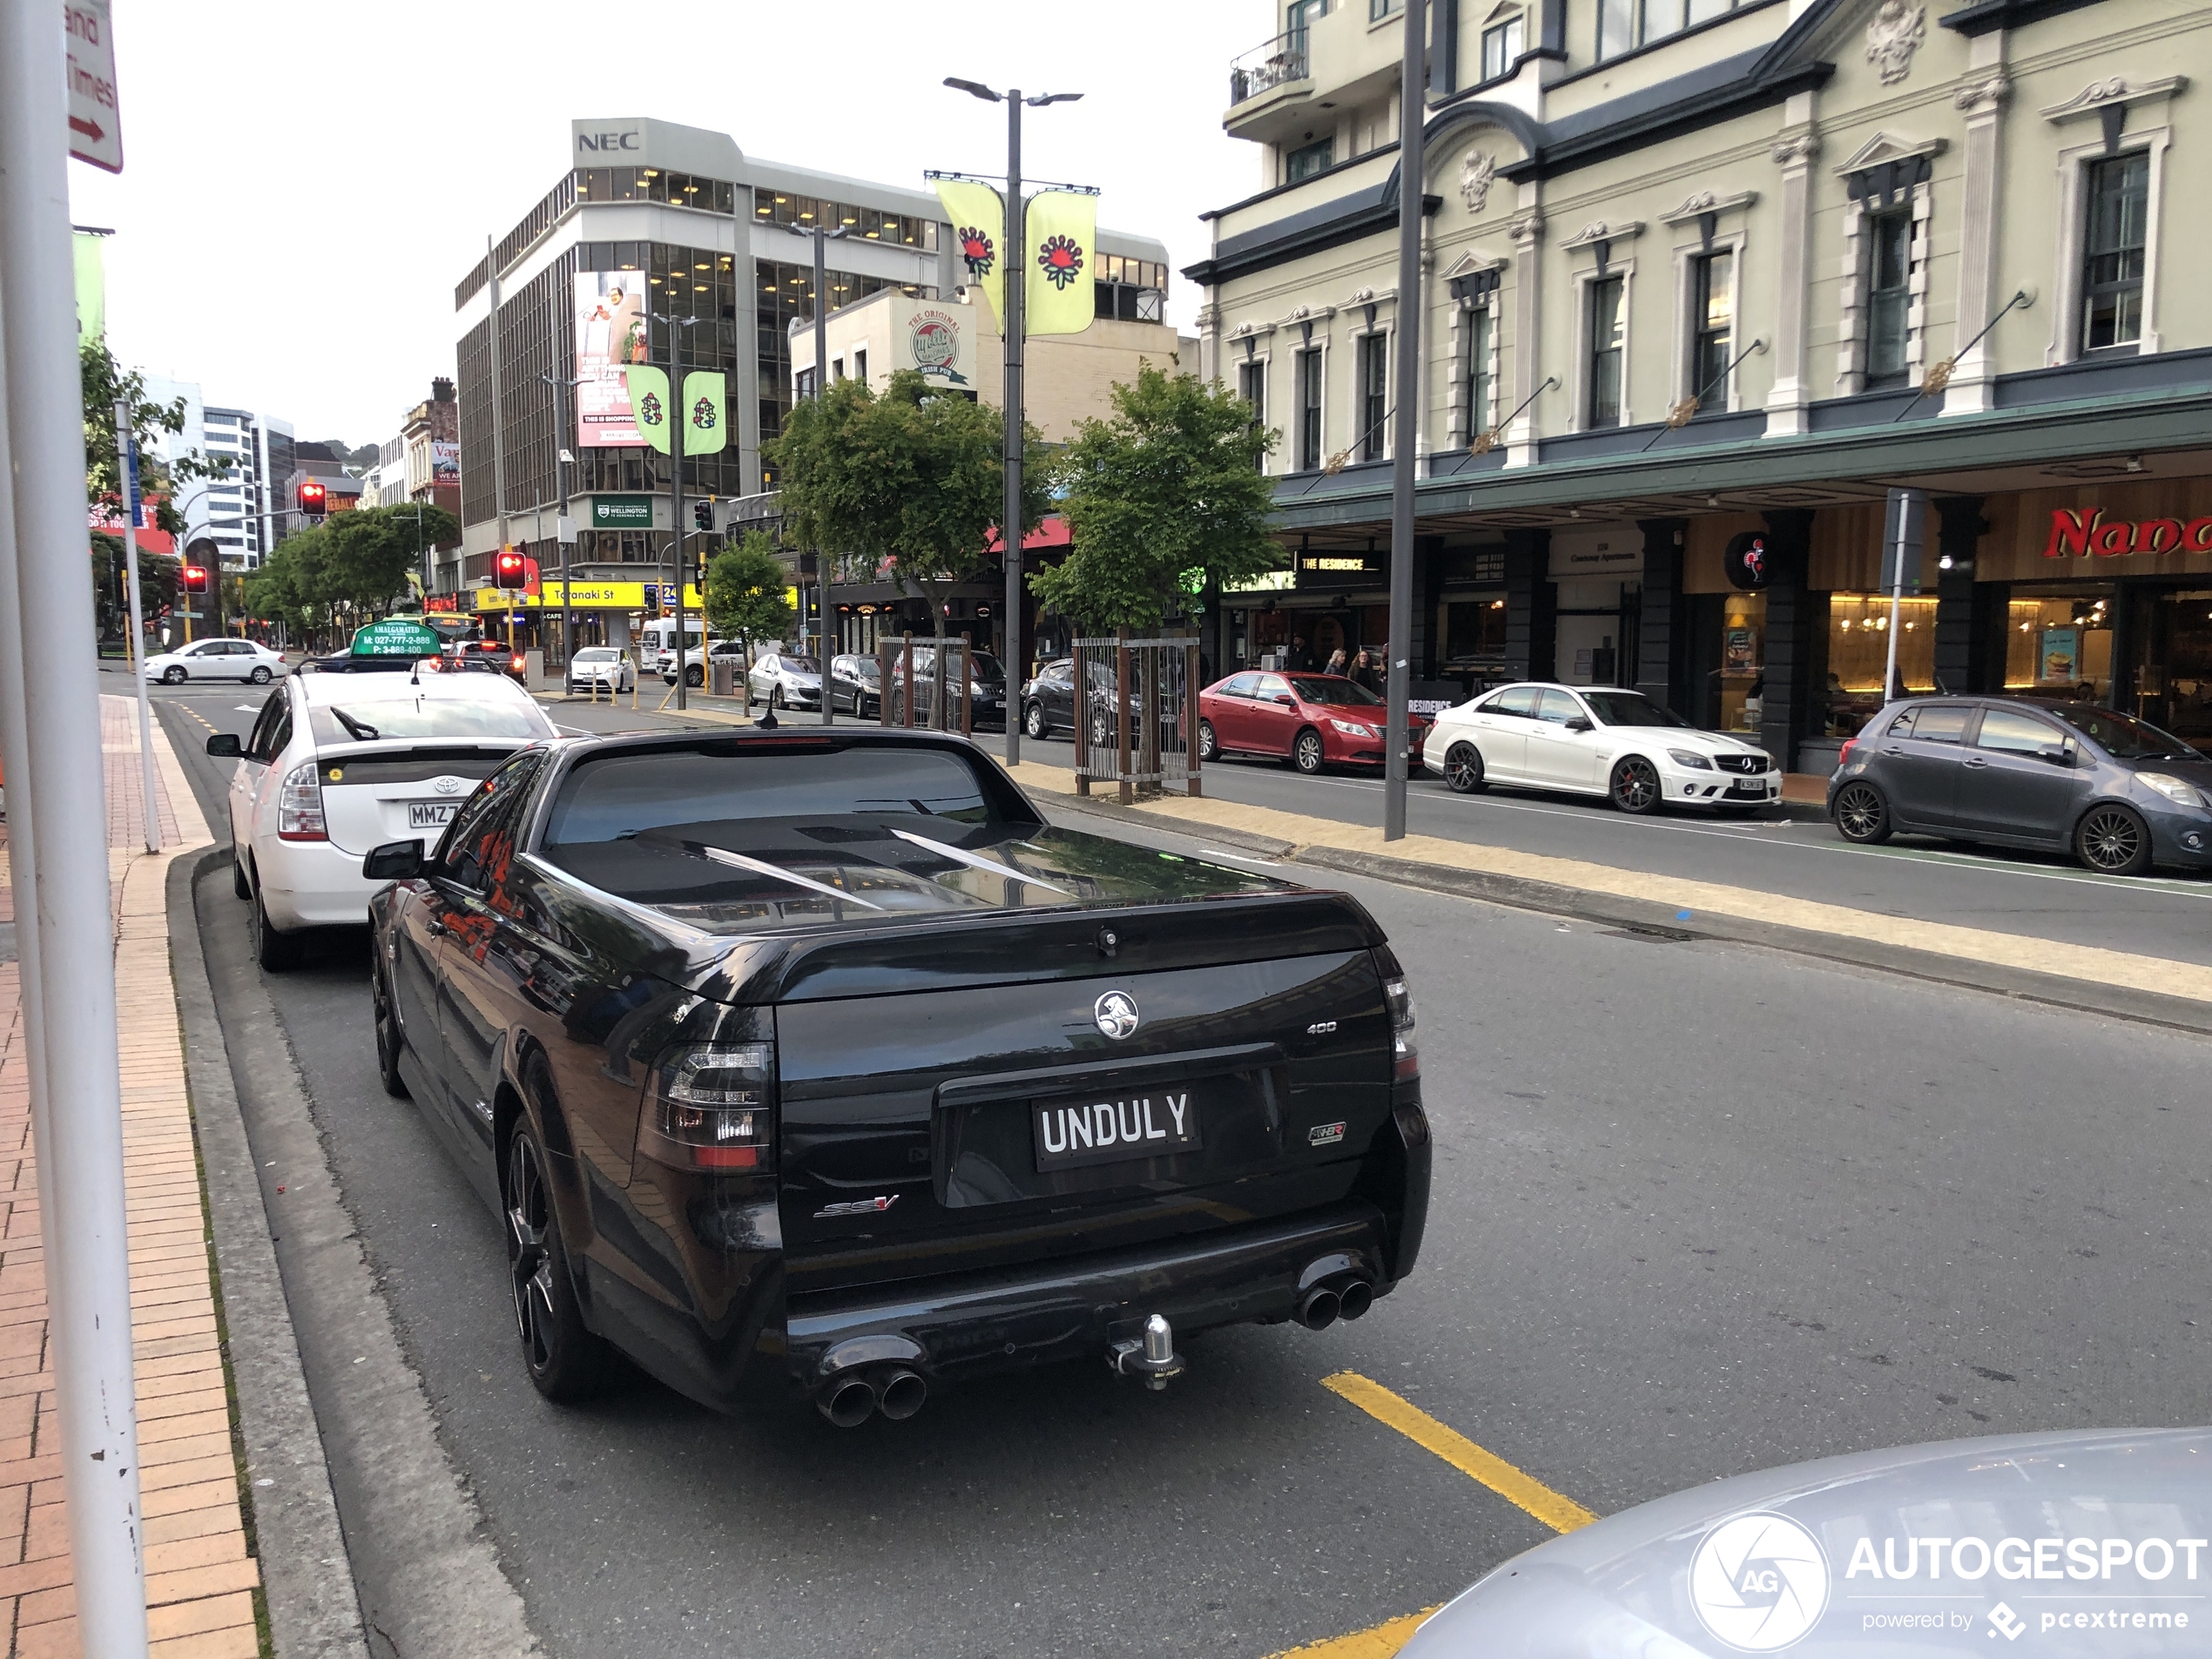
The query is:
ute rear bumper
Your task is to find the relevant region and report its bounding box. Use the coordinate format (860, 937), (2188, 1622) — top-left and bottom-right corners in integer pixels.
(786, 1198), (1393, 1392)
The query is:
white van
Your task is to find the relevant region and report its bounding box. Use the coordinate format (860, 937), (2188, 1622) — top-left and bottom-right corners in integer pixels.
(637, 618), (718, 676)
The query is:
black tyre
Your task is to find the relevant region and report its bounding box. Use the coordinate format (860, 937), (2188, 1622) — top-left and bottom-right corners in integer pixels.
(249, 664), (272, 685)
(1292, 728), (1325, 775)
(504, 1109), (617, 1402)
(1608, 755), (1662, 814)
(1197, 718), (1218, 763)
(685, 664), (704, 687)
(162, 665), (185, 685)
(2076, 802), (2152, 875)
(1024, 702), (1049, 740)
(1442, 741), (1486, 794)
(1831, 779), (1892, 844)
(231, 846), (251, 900)
(248, 870), (302, 972)
(1089, 708), (1112, 748)
(371, 960), (408, 1100)
(769, 684), (785, 709)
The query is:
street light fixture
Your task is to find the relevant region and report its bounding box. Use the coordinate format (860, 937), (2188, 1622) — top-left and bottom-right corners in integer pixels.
(650, 312), (710, 711)
(786, 219), (847, 723)
(542, 372), (586, 681)
(939, 77), (1082, 768)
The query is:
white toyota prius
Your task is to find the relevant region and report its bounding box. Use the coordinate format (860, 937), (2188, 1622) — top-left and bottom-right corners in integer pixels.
(1420, 682), (1781, 814)
(210, 664), (559, 968)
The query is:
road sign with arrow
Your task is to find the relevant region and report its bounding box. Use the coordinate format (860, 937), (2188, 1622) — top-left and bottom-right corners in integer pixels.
(64, 3), (122, 174)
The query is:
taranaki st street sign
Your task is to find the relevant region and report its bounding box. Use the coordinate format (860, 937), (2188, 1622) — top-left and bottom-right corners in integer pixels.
(64, 2), (122, 173)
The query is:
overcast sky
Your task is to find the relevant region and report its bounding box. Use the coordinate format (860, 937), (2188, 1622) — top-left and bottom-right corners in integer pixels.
(70, 0), (1270, 449)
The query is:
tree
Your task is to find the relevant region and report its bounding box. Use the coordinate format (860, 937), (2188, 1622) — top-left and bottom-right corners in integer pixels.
(241, 504), (453, 644)
(769, 369), (1051, 619)
(82, 338), (224, 539)
(1028, 363), (1282, 633)
(91, 531), (178, 638)
(704, 532), (796, 664)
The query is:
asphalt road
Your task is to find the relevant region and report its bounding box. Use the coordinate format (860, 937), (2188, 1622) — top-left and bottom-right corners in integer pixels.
(150, 675), (2212, 1658)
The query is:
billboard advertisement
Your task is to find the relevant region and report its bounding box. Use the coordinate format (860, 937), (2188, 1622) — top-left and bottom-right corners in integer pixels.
(430, 441), (458, 485)
(575, 272), (650, 448)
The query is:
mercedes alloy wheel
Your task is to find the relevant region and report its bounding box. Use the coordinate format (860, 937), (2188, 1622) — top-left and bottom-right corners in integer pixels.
(1443, 741), (1486, 793)
(1609, 755), (1661, 814)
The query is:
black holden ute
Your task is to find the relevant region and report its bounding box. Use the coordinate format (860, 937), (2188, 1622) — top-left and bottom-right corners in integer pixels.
(362, 729), (1430, 1426)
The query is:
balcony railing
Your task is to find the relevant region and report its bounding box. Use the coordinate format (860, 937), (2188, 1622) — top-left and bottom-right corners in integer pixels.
(1230, 32), (1311, 105)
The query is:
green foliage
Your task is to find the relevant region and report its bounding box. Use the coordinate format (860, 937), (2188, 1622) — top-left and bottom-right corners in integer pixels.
(241, 504), (455, 637)
(81, 338), (225, 538)
(703, 532), (795, 650)
(90, 531), (179, 638)
(768, 370), (1051, 604)
(1028, 363), (1281, 632)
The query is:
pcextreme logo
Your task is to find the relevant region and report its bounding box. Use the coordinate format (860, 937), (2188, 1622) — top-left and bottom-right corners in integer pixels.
(1690, 1512), (1831, 1651)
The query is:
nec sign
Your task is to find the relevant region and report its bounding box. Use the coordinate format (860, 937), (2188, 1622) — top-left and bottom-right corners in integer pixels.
(577, 129), (642, 154)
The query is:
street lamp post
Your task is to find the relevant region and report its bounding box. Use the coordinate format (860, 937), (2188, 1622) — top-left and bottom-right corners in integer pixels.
(1382, 0), (1426, 843)
(943, 78), (1082, 769)
(651, 312), (708, 711)
(541, 371), (585, 684)
(786, 220), (846, 723)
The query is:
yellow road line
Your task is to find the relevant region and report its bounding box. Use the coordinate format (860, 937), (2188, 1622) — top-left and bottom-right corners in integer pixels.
(1264, 1607), (1443, 1658)
(1322, 1372), (1598, 1534)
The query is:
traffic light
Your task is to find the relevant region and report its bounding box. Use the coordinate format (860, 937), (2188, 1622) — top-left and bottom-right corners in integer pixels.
(494, 547), (529, 590)
(299, 480), (327, 518)
(180, 564), (210, 595)
(692, 500), (713, 531)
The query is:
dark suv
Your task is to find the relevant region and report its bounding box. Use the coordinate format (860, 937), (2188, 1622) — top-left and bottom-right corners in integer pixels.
(1827, 696), (2212, 875)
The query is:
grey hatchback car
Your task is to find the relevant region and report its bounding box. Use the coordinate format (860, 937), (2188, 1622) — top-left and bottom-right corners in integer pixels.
(1827, 695), (2212, 875)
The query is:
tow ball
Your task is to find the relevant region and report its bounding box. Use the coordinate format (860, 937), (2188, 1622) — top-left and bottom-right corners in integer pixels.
(1109, 1314), (1185, 1391)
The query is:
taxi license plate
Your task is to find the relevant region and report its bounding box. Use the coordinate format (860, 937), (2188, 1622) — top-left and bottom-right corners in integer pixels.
(1033, 1089), (1203, 1172)
(408, 801), (461, 830)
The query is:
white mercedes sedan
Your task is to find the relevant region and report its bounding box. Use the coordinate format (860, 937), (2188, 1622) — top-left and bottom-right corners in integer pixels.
(1421, 683), (1781, 814)
(209, 665), (558, 968)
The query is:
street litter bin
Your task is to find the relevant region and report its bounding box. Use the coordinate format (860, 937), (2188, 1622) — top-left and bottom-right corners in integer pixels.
(711, 658), (737, 698)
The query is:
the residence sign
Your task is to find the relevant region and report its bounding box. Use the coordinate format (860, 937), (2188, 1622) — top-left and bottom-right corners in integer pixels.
(2046, 508), (2212, 558)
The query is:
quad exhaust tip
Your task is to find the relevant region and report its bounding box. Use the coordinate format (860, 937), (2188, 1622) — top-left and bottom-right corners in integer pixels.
(817, 1364), (930, 1427)
(1295, 1271), (1377, 1331)
(818, 1375), (877, 1429)
(1296, 1285), (1341, 1331)
(877, 1367), (927, 1421)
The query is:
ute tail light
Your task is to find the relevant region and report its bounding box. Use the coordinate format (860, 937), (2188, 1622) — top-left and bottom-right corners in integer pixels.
(639, 1042), (776, 1172)
(276, 760), (327, 840)
(1383, 975), (1419, 1082)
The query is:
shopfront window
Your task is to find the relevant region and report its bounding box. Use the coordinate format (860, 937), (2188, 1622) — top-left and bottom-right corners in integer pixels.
(1825, 592), (1937, 735)
(1442, 596), (1508, 667)
(1716, 591), (1764, 734)
(2127, 589), (2212, 746)
(2006, 590), (2112, 701)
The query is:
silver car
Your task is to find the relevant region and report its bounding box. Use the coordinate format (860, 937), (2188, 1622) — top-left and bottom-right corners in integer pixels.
(745, 651), (823, 711)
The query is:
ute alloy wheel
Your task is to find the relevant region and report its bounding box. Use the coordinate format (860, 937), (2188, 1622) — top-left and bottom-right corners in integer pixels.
(1442, 741), (1486, 794)
(161, 665), (185, 685)
(1609, 755), (1662, 814)
(1025, 701), (1049, 740)
(504, 1114), (615, 1401)
(1832, 780), (1892, 844)
(1292, 728), (1325, 775)
(249, 664), (272, 685)
(371, 961), (408, 1099)
(1197, 718), (1218, 763)
(2076, 803), (2152, 875)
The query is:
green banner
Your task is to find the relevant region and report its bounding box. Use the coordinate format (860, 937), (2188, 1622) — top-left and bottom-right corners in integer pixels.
(934, 178), (1007, 324)
(625, 365), (671, 454)
(73, 232), (105, 341)
(682, 370), (727, 455)
(1026, 191), (1097, 338)
(590, 495), (655, 529)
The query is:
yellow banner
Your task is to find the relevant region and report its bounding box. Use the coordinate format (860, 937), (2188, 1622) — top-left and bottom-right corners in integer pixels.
(1025, 190), (1097, 338)
(682, 370), (726, 455)
(624, 366), (671, 454)
(934, 178), (1007, 325)
(475, 580), (704, 611)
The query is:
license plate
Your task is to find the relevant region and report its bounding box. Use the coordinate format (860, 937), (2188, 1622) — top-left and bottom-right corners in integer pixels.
(1731, 779), (1768, 797)
(1033, 1088), (1202, 1172)
(407, 801), (461, 829)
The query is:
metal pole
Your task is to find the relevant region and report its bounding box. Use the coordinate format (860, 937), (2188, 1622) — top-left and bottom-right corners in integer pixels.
(487, 233), (509, 569)
(813, 227), (834, 724)
(1001, 90), (1025, 769)
(1383, 0), (1426, 844)
(1884, 491), (1909, 701)
(0, 2), (151, 1646)
(557, 393), (575, 689)
(112, 403), (160, 853)
(671, 319), (687, 712)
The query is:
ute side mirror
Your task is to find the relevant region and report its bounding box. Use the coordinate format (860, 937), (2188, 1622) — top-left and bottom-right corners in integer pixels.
(205, 733), (242, 759)
(362, 840), (425, 882)
(1564, 716), (1595, 732)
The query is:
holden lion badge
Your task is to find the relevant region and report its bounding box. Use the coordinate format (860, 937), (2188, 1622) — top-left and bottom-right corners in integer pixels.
(1093, 991), (1140, 1041)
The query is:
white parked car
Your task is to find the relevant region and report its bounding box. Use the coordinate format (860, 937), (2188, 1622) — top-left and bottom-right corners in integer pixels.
(210, 667), (558, 969)
(1420, 682), (1780, 814)
(566, 646), (634, 694)
(145, 637), (287, 685)
(660, 639), (750, 688)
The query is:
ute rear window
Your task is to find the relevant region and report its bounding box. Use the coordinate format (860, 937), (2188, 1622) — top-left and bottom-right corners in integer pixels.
(542, 742), (1028, 847)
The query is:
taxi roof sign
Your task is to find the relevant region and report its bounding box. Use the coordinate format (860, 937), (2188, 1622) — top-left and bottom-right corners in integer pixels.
(349, 618), (442, 658)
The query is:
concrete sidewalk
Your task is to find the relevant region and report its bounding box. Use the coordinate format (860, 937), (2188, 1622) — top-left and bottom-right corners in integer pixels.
(0, 699), (262, 1656)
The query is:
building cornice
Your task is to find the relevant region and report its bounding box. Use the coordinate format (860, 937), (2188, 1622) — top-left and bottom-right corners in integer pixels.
(1939, 0), (2111, 38)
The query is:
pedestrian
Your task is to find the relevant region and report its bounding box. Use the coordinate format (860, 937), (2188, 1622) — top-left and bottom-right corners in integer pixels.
(1325, 647), (1347, 677)
(1288, 633), (1314, 672)
(1353, 650), (1385, 696)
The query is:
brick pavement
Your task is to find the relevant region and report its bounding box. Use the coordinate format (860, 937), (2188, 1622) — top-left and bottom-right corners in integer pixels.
(0, 698), (261, 1657)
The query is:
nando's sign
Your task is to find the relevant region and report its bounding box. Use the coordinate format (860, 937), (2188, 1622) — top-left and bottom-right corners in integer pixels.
(2044, 507), (2212, 559)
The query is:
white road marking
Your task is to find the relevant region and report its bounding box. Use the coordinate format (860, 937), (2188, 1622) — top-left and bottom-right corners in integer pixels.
(1198, 847), (1281, 866)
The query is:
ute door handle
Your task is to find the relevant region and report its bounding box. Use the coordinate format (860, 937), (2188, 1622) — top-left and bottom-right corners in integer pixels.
(425, 918), (448, 937)
(1962, 756), (1990, 768)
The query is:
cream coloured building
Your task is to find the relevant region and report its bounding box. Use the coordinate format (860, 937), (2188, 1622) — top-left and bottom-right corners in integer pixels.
(1190, 0), (2212, 773)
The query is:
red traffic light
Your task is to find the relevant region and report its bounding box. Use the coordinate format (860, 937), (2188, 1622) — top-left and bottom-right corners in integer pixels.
(180, 564), (210, 594)
(493, 549), (529, 590)
(299, 481), (327, 516)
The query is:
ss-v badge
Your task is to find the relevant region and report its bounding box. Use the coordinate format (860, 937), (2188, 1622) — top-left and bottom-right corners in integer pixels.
(814, 1196), (900, 1219)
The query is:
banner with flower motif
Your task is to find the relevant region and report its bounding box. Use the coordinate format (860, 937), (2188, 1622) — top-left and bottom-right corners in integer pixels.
(1025, 190), (1097, 338)
(681, 370), (727, 455)
(933, 179), (1008, 324)
(624, 365), (671, 454)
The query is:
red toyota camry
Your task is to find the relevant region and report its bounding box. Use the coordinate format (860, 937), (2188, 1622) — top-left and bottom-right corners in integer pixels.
(1197, 671), (1430, 774)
